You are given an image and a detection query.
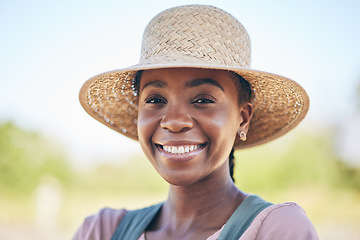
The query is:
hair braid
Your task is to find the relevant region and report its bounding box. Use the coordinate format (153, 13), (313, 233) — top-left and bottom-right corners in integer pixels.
(228, 73), (251, 183)
(229, 147), (235, 182)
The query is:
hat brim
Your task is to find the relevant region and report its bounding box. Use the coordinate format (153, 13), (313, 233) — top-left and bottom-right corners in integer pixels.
(79, 63), (309, 149)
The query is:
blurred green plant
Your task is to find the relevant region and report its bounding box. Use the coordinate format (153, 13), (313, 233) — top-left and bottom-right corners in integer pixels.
(0, 122), (73, 196)
(234, 129), (360, 192)
(71, 154), (168, 195)
(1, 120), (360, 198)
(70, 128), (360, 196)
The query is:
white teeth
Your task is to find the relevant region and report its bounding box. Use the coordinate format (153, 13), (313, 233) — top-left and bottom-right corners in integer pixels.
(184, 146), (189, 153)
(178, 146), (184, 154)
(162, 144), (203, 154)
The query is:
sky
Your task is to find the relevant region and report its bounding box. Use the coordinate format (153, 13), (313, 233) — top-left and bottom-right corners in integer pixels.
(1, 0), (360, 168)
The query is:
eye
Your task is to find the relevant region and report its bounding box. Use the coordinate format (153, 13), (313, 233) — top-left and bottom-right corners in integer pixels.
(144, 95), (166, 104)
(192, 95), (216, 104)
(193, 98), (214, 104)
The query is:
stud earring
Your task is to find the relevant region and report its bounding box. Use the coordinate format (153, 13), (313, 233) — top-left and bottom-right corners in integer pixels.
(238, 131), (247, 141)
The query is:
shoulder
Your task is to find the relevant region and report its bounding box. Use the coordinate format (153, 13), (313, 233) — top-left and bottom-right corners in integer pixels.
(72, 207), (127, 240)
(241, 202), (319, 240)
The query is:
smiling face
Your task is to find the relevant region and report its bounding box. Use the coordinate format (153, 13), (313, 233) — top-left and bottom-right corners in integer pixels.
(137, 68), (251, 186)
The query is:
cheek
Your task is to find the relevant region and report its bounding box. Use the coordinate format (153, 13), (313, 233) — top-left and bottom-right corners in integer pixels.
(137, 112), (156, 166)
(137, 107), (164, 161)
(201, 105), (239, 154)
(204, 106), (239, 136)
(137, 109), (155, 144)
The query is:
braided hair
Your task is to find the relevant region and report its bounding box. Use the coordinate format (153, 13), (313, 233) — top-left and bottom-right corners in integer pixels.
(229, 72), (252, 182)
(229, 148), (235, 182)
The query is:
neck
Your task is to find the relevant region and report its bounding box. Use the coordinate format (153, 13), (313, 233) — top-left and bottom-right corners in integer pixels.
(156, 165), (246, 233)
(167, 176), (240, 216)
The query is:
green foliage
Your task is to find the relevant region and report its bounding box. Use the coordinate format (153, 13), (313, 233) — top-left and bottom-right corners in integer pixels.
(2, 120), (359, 199)
(69, 128), (360, 196)
(0, 122), (73, 195)
(72, 154), (168, 195)
(335, 160), (360, 190)
(234, 130), (360, 192)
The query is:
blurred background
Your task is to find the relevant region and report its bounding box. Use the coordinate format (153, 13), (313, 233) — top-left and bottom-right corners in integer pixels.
(1, 0), (360, 239)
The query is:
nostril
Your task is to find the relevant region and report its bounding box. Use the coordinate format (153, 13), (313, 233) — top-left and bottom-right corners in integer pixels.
(161, 125), (192, 133)
(160, 115), (194, 133)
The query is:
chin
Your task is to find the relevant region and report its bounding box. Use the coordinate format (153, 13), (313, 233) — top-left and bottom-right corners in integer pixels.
(159, 170), (203, 187)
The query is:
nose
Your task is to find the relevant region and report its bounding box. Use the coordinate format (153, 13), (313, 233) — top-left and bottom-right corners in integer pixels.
(160, 105), (194, 133)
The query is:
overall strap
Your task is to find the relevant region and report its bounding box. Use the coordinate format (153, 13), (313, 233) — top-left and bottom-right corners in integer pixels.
(110, 203), (163, 240)
(218, 195), (273, 240)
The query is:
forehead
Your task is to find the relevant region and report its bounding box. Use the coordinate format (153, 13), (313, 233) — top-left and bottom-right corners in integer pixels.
(139, 68), (240, 91)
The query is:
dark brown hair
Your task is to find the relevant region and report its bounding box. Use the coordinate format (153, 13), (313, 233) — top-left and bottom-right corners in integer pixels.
(229, 72), (252, 182)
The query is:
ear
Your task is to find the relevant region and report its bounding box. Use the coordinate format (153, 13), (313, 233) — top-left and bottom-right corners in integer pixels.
(238, 102), (253, 134)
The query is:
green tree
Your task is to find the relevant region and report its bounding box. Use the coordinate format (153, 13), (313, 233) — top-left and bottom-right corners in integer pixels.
(0, 122), (72, 195)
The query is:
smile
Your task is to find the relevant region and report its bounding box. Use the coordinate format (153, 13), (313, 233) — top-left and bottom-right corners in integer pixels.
(161, 144), (205, 154)
(158, 144), (206, 155)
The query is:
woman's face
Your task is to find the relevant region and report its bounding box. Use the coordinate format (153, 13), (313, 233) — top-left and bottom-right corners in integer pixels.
(137, 68), (251, 186)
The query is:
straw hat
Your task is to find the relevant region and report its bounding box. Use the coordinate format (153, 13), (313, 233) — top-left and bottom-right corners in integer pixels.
(79, 4), (309, 149)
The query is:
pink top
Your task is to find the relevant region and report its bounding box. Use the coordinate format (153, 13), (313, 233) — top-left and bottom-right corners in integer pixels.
(73, 202), (318, 240)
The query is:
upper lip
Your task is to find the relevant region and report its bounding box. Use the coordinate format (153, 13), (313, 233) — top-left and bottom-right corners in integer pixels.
(155, 140), (206, 146)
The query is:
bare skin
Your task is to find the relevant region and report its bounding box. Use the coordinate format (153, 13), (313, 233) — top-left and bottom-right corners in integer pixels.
(137, 68), (253, 239)
(145, 168), (247, 239)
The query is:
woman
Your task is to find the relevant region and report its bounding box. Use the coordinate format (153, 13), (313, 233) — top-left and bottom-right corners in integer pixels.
(75, 5), (318, 239)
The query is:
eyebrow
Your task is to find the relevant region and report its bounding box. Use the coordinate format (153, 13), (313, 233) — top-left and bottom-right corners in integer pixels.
(141, 80), (167, 91)
(141, 78), (224, 92)
(185, 78), (224, 91)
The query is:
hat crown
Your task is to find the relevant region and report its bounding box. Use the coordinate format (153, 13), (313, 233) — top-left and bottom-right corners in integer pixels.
(140, 5), (251, 68)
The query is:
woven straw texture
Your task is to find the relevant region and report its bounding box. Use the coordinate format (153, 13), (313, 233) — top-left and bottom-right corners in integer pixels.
(79, 5), (309, 149)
